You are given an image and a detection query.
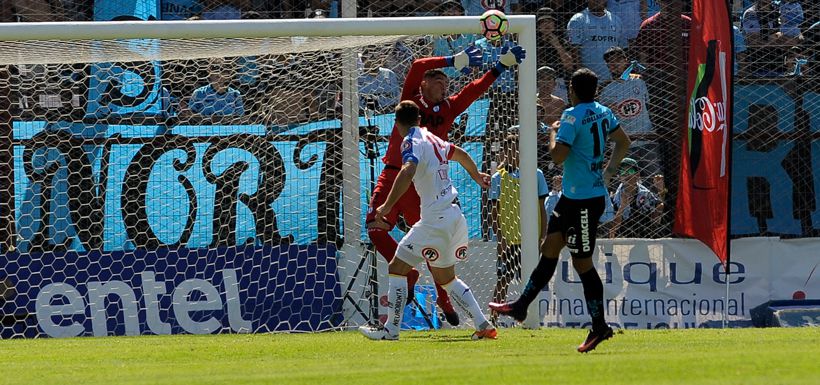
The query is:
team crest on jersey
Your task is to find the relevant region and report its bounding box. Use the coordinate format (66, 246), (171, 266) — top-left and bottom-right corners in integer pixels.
(401, 138), (412, 152)
(433, 105), (440, 112)
(422, 247), (440, 262)
(455, 246), (468, 260)
(616, 99), (643, 118)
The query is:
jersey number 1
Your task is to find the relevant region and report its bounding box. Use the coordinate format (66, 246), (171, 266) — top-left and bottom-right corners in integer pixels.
(590, 118), (609, 157)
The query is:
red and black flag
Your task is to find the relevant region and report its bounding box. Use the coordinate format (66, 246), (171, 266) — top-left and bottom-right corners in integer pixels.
(674, 0), (733, 265)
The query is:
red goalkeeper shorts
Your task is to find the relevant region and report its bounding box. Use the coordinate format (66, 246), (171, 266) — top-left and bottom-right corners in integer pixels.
(365, 167), (422, 229)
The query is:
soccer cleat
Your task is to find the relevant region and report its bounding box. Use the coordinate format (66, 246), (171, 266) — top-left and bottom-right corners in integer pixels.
(488, 300), (527, 323)
(577, 326), (613, 353)
(406, 269), (420, 306)
(471, 327), (498, 340)
(358, 325), (398, 341)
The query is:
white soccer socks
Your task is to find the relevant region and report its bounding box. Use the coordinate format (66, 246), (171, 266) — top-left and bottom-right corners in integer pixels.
(382, 274), (407, 337)
(444, 278), (493, 332)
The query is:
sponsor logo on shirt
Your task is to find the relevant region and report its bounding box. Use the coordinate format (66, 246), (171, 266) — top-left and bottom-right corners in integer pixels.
(561, 113), (576, 125)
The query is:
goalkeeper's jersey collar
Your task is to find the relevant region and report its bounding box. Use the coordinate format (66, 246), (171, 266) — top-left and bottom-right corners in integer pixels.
(416, 92), (450, 111)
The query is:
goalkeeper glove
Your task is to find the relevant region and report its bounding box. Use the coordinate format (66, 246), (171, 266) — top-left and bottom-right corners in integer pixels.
(447, 45), (483, 75)
(494, 45), (526, 73)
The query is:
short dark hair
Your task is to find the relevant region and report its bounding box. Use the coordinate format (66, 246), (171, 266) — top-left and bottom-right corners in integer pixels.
(603, 46), (627, 62)
(570, 68), (598, 103)
(423, 69), (448, 79)
(395, 100), (420, 126)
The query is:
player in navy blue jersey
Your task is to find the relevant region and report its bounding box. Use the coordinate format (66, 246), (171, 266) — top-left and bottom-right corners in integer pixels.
(490, 68), (631, 353)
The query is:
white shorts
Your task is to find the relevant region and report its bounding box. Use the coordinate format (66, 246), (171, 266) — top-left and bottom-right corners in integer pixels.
(395, 204), (469, 269)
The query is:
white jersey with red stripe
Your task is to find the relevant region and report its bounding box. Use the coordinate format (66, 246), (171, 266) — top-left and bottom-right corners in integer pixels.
(400, 126), (458, 219)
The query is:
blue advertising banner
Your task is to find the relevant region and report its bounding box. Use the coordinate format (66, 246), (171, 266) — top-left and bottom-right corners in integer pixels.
(2, 244), (340, 338)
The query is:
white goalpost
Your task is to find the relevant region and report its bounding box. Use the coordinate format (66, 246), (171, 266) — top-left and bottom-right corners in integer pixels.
(0, 15), (539, 337)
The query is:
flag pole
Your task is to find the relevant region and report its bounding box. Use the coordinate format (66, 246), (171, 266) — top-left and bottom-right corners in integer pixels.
(722, 0), (735, 330)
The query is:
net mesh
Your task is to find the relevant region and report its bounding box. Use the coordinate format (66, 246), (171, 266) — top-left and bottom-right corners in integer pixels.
(0, 23), (533, 336)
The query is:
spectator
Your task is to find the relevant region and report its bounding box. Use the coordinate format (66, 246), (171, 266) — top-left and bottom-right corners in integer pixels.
(382, 40), (416, 86)
(514, 0), (542, 15)
(607, 0), (648, 41)
(461, 0), (514, 16)
(633, 0), (690, 76)
(488, 133), (549, 321)
(609, 158), (666, 238)
(358, 48), (400, 114)
(599, 46), (660, 178)
(435, 0), (465, 16)
(187, 60), (245, 117)
(783, 46), (809, 77)
(537, 66), (566, 125)
(544, 174), (562, 219)
(307, 0), (339, 18)
(8, 0), (70, 21)
(778, 0), (804, 39)
(566, 0), (628, 81)
(536, 8), (574, 80)
(632, 0), (689, 229)
(741, 0), (799, 77)
(734, 24), (748, 76)
(161, 0), (204, 20)
(545, 0), (587, 27)
(432, 1), (475, 83)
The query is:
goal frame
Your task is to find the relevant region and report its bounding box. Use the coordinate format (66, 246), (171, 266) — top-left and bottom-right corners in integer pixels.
(0, 15), (541, 329)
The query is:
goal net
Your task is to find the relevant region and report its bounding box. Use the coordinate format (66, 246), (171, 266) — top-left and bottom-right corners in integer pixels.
(0, 16), (540, 337)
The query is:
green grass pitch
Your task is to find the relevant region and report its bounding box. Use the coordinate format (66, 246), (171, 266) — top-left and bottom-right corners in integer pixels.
(1, 328), (817, 385)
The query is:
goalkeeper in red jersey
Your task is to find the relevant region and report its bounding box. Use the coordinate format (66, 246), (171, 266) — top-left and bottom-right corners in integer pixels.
(366, 43), (526, 325)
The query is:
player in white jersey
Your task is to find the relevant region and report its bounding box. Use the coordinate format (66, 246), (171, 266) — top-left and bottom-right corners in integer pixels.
(359, 101), (497, 341)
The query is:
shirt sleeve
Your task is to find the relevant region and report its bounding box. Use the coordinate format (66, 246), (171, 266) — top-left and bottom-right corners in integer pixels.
(555, 110), (577, 147)
(400, 57), (450, 101)
(448, 68), (500, 114)
(607, 109), (621, 134)
(488, 172), (501, 200)
(536, 169), (549, 198)
(566, 14), (585, 46)
(401, 132), (421, 165)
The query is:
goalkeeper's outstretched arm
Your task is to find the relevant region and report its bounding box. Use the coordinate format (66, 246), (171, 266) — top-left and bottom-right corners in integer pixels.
(400, 46), (483, 100)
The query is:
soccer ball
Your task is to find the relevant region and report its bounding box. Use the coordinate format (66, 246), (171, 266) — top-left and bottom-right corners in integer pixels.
(480, 9), (509, 42)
